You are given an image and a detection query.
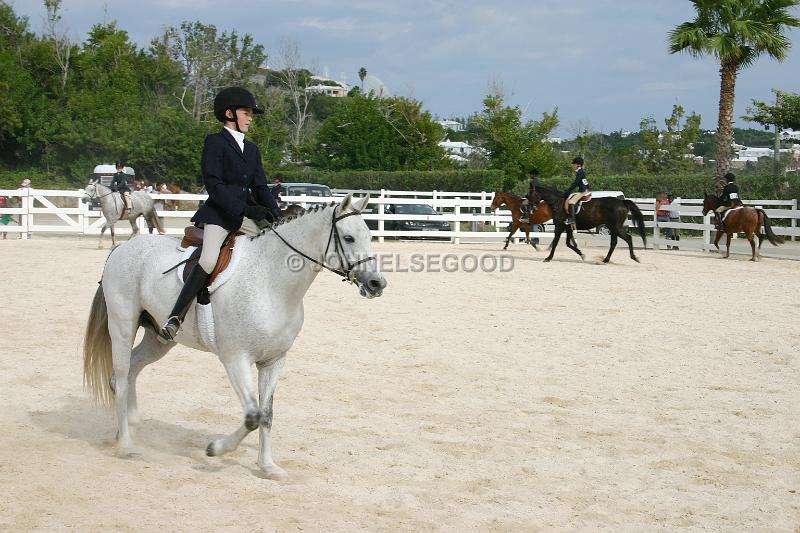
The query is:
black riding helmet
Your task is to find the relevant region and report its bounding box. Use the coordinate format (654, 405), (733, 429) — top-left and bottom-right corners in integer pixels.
(572, 156), (584, 165)
(724, 172), (735, 182)
(213, 87), (264, 131)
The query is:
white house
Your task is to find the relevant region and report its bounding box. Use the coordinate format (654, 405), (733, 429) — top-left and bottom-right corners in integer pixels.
(436, 120), (465, 132)
(305, 84), (347, 97)
(438, 139), (486, 163)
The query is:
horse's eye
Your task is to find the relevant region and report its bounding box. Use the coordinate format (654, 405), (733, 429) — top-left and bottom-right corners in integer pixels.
(343, 235), (355, 243)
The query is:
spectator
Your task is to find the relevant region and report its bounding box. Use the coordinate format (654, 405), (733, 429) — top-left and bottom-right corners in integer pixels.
(668, 193), (681, 250)
(655, 190), (673, 245)
(0, 195), (10, 239)
(153, 182), (167, 229)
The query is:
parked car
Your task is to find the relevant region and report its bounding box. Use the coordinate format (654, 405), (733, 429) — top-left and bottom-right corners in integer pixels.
(269, 182), (332, 198)
(366, 203), (451, 236)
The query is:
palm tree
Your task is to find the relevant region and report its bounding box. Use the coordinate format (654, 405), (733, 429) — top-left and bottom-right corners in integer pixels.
(669, 0), (800, 190)
(358, 67), (367, 91)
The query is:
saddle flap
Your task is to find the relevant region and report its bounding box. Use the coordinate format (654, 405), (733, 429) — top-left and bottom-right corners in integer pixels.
(181, 226), (204, 248)
(181, 232), (241, 286)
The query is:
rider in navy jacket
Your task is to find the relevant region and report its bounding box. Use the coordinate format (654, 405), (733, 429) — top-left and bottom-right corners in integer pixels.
(160, 87), (280, 342)
(192, 130), (280, 231)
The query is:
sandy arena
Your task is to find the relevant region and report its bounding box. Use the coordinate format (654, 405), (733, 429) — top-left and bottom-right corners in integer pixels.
(0, 236), (798, 531)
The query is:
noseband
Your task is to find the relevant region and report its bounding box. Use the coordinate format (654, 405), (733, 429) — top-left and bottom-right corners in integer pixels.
(266, 208), (375, 283)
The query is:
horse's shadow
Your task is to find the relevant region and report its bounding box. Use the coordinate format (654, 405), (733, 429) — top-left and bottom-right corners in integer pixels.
(28, 395), (254, 468)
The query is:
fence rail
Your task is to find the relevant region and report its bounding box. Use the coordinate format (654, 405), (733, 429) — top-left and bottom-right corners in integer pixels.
(1, 188), (797, 253)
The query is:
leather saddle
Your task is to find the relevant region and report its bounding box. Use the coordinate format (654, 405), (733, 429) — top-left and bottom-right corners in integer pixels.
(179, 226), (242, 285)
(564, 192), (593, 214)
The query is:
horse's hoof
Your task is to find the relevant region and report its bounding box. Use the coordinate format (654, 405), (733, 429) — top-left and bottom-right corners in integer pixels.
(543, 258), (551, 263)
(116, 446), (142, 458)
(632, 256), (640, 263)
(206, 441), (221, 457)
(259, 462), (288, 481)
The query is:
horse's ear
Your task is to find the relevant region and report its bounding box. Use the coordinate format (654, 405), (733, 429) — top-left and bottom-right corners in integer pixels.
(339, 192), (353, 212)
(354, 194), (370, 213)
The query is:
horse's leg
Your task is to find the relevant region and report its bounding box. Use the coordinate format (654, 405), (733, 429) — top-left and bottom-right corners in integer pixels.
(544, 226), (563, 262)
(564, 227), (584, 260)
(207, 355), (259, 457)
(127, 330), (175, 424)
(128, 216), (138, 240)
(98, 223), (107, 249)
(746, 231), (757, 261)
(504, 223), (518, 250)
(110, 224), (116, 247)
(713, 230), (722, 252)
(724, 233), (732, 258)
(106, 309), (139, 455)
(256, 355), (288, 480)
(618, 229), (639, 263)
(602, 231), (618, 263)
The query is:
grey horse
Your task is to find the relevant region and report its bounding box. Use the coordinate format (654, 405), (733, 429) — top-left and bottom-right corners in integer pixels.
(83, 182), (165, 247)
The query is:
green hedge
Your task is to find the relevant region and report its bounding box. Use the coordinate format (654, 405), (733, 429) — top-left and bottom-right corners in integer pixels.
(0, 169), (78, 190)
(276, 170), (506, 192)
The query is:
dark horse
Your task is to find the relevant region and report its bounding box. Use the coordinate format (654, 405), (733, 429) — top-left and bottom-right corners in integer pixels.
(531, 184), (647, 263)
(490, 191), (553, 250)
(702, 194), (782, 261)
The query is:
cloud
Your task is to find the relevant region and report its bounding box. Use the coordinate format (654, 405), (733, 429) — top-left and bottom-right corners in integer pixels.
(299, 17), (356, 32)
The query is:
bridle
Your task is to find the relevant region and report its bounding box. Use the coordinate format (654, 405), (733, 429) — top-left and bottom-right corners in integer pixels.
(85, 183), (115, 200)
(267, 207), (375, 284)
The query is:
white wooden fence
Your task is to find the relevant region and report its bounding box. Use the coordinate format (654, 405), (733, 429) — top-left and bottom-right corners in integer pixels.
(1, 187), (798, 253)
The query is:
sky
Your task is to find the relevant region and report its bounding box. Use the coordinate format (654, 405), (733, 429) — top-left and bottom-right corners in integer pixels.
(10, 0), (800, 136)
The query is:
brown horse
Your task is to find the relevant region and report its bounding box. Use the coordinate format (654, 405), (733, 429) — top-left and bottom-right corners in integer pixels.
(702, 194), (783, 261)
(490, 191), (556, 250)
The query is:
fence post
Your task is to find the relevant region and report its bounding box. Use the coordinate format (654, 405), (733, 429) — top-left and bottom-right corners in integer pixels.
(79, 189), (88, 237)
(652, 199), (659, 250)
(20, 187), (30, 239)
(703, 213), (711, 252)
(378, 189), (385, 244)
(792, 199), (797, 242)
(453, 198), (460, 245)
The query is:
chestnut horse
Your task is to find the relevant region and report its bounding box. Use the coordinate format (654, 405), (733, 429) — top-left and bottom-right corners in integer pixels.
(701, 194), (783, 261)
(490, 191), (554, 250)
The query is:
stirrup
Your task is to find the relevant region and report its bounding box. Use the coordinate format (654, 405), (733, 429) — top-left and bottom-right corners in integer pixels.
(159, 316), (181, 342)
(519, 217), (529, 223)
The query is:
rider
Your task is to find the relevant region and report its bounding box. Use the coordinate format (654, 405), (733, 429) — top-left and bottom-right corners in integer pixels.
(160, 86), (281, 342)
(110, 161), (133, 212)
(518, 168), (540, 223)
(715, 172), (743, 231)
(563, 156), (591, 226)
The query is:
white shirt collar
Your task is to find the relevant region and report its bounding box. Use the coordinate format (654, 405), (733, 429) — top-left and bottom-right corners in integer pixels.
(224, 126), (245, 153)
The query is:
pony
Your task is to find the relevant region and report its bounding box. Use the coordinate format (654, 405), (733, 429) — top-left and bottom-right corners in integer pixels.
(82, 193), (386, 480)
(82, 182), (164, 247)
(531, 184), (647, 263)
(701, 193), (783, 261)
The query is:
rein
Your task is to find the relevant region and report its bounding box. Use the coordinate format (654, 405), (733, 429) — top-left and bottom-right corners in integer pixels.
(265, 208), (374, 284)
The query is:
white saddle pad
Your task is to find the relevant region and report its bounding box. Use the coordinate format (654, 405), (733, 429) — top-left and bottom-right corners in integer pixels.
(722, 205), (744, 221)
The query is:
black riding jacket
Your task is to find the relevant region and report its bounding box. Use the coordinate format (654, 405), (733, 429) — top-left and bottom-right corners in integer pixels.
(719, 183), (742, 207)
(564, 168), (590, 195)
(110, 171), (131, 193)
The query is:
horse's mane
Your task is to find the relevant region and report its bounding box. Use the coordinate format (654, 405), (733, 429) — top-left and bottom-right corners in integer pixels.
(251, 201), (337, 239)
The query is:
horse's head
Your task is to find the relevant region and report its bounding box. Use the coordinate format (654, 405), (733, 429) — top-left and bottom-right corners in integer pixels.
(490, 192), (505, 211)
(82, 182), (98, 204)
(701, 192), (717, 216)
(332, 192), (387, 299)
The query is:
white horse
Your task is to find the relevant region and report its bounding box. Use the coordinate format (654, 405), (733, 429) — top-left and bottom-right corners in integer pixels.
(82, 193), (386, 479)
(82, 182), (165, 247)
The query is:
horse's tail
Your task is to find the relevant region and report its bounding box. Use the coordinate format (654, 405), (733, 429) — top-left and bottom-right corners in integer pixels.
(148, 207), (165, 234)
(623, 200), (647, 247)
(83, 283), (115, 408)
(756, 209), (784, 246)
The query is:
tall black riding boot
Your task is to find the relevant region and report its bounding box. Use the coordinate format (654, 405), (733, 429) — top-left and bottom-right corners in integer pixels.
(519, 204), (530, 223)
(159, 264), (210, 342)
(567, 204), (577, 227)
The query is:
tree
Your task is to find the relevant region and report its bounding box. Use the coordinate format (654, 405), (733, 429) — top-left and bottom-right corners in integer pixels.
(637, 104), (701, 173)
(269, 39), (315, 160)
(308, 93), (448, 171)
(43, 0), (72, 91)
(162, 21), (266, 123)
(472, 87), (560, 188)
(744, 89), (800, 130)
(669, 0), (800, 190)
(358, 67), (367, 90)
